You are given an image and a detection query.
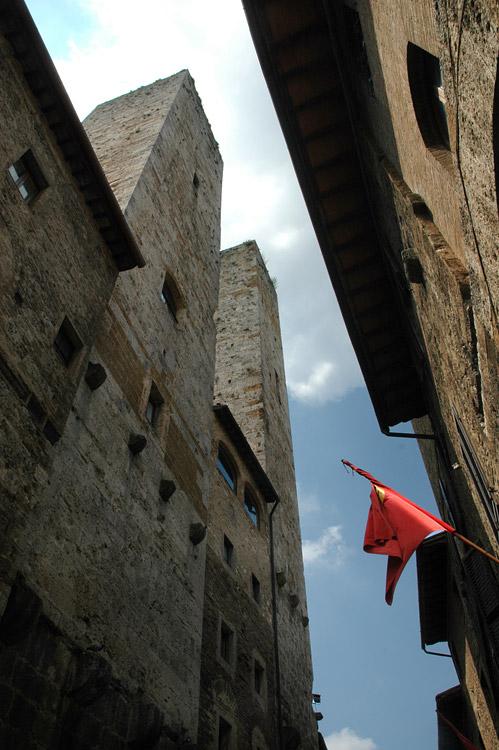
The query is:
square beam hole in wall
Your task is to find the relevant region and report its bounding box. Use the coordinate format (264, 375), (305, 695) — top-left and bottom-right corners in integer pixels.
(54, 317), (82, 368)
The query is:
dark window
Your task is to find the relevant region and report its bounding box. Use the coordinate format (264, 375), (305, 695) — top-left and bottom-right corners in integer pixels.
(218, 716), (232, 750)
(407, 43), (450, 153)
(251, 574), (260, 603)
(220, 621), (234, 664)
(54, 318), (81, 368)
(254, 660), (264, 695)
(244, 488), (259, 527)
(161, 274), (180, 323)
(218, 445), (236, 491)
(8, 150), (47, 206)
(343, 5), (374, 96)
(146, 382), (163, 428)
(223, 535), (234, 567)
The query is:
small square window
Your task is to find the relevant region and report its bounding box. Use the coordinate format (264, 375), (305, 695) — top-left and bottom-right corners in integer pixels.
(54, 317), (82, 368)
(223, 535), (234, 567)
(251, 574), (260, 604)
(9, 150), (46, 206)
(220, 621), (234, 664)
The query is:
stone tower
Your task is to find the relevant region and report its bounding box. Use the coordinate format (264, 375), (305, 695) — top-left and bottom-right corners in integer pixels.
(214, 241), (316, 747)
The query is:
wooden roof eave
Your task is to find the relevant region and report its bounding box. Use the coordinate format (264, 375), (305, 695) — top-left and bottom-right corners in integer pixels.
(0, 0), (145, 272)
(242, 0), (427, 429)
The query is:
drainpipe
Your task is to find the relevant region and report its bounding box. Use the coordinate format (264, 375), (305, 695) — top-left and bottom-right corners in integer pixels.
(381, 426), (435, 440)
(269, 496), (284, 750)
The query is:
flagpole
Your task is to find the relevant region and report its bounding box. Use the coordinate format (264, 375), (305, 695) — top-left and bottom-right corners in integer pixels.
(452, 532), (499, 565)
(342, 458), (499, 566)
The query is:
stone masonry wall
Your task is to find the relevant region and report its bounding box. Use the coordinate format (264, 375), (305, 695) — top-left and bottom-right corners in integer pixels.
(0, 34), (118, 613)
(214, 242), (316, 747)
(198, 417), (277, 750)
(347, 2), (499, 745)
(5, 73), (223, 740)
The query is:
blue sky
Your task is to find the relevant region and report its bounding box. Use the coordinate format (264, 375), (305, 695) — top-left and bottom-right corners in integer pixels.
(24, 2), (457, 747)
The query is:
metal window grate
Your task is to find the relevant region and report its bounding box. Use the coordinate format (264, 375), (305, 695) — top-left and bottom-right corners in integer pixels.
(453, 409), (499, 537)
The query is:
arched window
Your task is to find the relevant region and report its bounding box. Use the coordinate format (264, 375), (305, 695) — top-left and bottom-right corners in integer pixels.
(244, 487), (259, 528)
(217, 444), (236, 492)
(407, 43), (450, 156)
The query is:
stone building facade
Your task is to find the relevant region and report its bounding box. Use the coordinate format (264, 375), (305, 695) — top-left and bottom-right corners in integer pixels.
(243, 0), (499, 748)
(0, 2), (317, 748)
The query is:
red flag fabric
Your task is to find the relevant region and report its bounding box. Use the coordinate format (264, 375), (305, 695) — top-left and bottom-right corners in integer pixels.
(343, 460), (455, 604)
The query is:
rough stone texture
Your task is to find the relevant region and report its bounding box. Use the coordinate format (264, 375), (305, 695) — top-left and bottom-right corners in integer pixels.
(0, 32), (118, 612)
(214, 242), (316, 748)
(335, 2), (499, 746)
(1, 22), (316, 749)
(198, 417), (277, 750)
(8, 74), (223, 738)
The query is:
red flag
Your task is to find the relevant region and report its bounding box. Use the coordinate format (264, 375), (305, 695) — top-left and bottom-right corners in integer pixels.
(343, 460), (455, 604)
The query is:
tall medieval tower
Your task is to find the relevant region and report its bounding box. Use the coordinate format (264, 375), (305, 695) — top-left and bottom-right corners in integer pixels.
(214, 241), (315, 746)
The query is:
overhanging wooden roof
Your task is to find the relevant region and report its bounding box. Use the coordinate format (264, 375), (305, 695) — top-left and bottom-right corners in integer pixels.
(243, 0), (427, 429)
(0, 0), (145, 271)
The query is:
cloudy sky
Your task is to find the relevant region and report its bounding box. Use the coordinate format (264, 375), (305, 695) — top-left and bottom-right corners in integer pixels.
(25, 2), (457, 748)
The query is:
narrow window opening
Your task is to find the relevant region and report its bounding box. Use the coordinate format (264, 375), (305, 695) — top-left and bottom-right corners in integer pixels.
(407, 43), (451, 157)
(251, 574), (260, 603)
(146, 382), (163, 428)
(8, 150), (47, 206)
(244, 487), (259, 527)
(218, 716), (232, 750)
(254, 660), (265, 696)
(54, 317), (82, 368)
(220, 621), (234, 664)
(275, 369), (282, 404)
(218, 445), (236, 491)
(223, 535), (234, 567)
(161, 272), (181, 323)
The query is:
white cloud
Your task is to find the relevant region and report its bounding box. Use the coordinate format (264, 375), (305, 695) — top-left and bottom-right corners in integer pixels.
(289, 361), (336, 403)
(297, 485), (322, 515)
(302, 526), (346, 567)
(324, 727), (377, 750)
